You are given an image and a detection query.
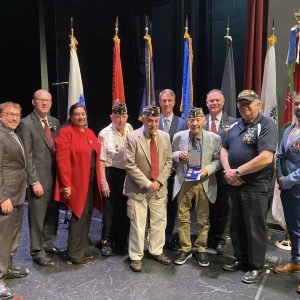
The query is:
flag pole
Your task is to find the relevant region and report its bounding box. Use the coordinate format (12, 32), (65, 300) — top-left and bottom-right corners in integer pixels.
(115, 16), (119, 37)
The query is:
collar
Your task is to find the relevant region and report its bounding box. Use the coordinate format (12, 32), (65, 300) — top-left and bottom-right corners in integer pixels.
(239, 113), (263, 129)
(34, 111), (48, 123)
(189, 130), (202, 140)
(162, 113), (173, 123)
(209, 111), (222, 122)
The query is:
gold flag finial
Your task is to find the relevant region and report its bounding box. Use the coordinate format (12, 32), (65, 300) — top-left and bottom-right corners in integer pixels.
(115, 16), (119, 37)
(295, 9), (300, 26)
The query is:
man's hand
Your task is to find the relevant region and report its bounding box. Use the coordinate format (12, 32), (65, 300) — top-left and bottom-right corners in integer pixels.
(63, 187), (71, 199)
(149, 181), (161, 191)
(224, 169), (245, 185)
(32, 182), (44, 197)
(1, 199), (13, 214)
(199, 169), (208, 178)
(101, 181), (110, 198)
(277, 176), (284, 188)
(179, 151), (189, 161)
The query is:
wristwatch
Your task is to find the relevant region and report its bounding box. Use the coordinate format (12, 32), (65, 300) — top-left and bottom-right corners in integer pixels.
(235, 169), (241, 177)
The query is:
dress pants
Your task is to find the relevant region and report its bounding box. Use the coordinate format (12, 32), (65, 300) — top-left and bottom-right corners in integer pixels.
(127, 193), (167, 261)
(28, 188), (59, 258)
(0, 205), (23, 280)
(165, 171), (177, 241)
(281, 190), (300, 263)
(208, 174), (230, 247)
(229, 186), (269, 269)
(177, 181), (209, 253)
(101, 167), (129, 248)
(68, 150), (96, 263)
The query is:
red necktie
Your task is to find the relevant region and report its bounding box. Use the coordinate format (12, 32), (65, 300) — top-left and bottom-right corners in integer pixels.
(42, 119), (55, 151)
(150, 135), (159, 180)
(211, 117), (217, 134)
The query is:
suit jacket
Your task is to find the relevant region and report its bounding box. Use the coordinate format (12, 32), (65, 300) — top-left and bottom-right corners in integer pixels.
(54, 125), (102, 218)
(16, 112), (60, 190)
(123, 126), (172, 200)
(159, 114), (187, 142)
(204, 111), (236, 140)
(0, 124), (27, 206)
(172, 129), (221, 203)
(276, 123), (300, 199)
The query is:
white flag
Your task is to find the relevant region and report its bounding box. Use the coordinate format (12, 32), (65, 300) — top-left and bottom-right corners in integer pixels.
(68, 35), (85, 114)
(261, 36), (277, 124)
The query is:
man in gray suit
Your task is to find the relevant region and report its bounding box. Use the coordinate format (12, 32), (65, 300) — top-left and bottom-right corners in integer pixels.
(205, 89), (236, 255)
(172, 107), (221, 267)
(124, 105), (172, 272)
(158, 89), (187, 251)
(0, 102), (27, 299)
(17, 89), (60, 267)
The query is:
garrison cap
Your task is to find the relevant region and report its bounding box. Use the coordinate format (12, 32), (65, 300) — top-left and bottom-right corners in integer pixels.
(143, 105), (160, 117)
(188, 107), (205, 118)
(112, 100), (127, 115)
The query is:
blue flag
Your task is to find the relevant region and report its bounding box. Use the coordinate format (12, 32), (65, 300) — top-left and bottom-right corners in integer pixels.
(139, 33), (155, 119)
(181, 32), (193, 120)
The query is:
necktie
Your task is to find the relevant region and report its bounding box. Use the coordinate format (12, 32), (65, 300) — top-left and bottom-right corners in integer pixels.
(191, 136), (198, 150)
(42, 119), (55, 151)
(164, 119), (170, 133)
(211, 117), (217, 134)
(287, 123), (300, 147)
(150, 135), (159, 180)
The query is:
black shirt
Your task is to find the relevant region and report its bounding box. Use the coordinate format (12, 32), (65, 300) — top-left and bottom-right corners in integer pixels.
(222, 113), (277, 188)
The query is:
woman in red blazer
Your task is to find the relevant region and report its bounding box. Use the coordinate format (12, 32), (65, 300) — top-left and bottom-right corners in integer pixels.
(55, 103), (102, 265)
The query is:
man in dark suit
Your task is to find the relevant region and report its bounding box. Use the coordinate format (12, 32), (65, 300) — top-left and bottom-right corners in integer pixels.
(205, 89), (236, 255)
(158, 89), (187, 251)
(0, 102), (27, 299)
(17, 89), (60, 267)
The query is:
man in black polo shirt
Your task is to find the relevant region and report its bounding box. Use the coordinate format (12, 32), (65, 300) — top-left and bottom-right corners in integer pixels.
(220, 90), (277, 284)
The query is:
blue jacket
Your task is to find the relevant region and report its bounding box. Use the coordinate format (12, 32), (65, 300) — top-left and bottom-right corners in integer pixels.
(276, 123), (300, 199)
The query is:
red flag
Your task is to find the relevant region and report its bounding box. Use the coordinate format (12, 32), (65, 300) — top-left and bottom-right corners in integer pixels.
(282, 89), (293, 130)
(112, 35), (125, 106)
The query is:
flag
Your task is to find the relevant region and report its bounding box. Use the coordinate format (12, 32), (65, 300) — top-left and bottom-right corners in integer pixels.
(261, 34), (277, 125)
(139, 32), (155, 119)
(112, 34), (125, 105)
(282, 89), (293, 129)
(68, 34), (85, 114)
(181, 31), (193, 120)
(221, 35), (236, 118)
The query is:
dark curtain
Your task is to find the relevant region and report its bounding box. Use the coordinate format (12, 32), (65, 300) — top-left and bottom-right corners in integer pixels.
(243, 0), (269, 95)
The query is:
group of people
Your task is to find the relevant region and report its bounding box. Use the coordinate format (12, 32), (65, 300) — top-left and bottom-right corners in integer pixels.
(1, 87), (300, 298)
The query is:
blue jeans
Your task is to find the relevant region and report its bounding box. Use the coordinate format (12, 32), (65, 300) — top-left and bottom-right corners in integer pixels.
(281, 190), (300, 263)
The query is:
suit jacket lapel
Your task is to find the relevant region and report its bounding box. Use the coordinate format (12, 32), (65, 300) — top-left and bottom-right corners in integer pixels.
(137, 128), (151, 165)
(169, 116), (179, 139)
(201, 131), (211, 167)
(218, 112), (228, 135)
(31, 113), (52, 150)
(204, 115), (209, 131)
(157, 133), (164, 171)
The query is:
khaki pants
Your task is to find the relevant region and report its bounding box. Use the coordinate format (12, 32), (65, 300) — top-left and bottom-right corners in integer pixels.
(127, 194), (167, 261)
(177, 181), (209, 252)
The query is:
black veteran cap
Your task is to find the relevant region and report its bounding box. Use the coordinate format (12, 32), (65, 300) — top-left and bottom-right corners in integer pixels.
(237, 90), (259, 102)
(188, 107), (205, 118)
(112, 100), (127, 115)
(143, 105), (160, 117)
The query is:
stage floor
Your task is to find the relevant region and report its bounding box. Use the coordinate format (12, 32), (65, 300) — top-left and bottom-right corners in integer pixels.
(8, 204), (300, 300)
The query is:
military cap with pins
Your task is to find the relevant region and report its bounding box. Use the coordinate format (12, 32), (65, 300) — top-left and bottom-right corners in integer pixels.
(143, 105), (161, 117)
(112, 99), (128, 115)
(188, 107), (205, 118)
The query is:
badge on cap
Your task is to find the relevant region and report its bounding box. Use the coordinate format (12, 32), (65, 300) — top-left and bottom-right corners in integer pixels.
(112, 99), (127, 115)
(143, 105), (161, 117)
(188, 107), (204, 118)
(237, 90), (259, 102)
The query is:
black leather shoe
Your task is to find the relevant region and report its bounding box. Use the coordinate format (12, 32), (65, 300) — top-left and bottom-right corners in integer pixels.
(223, 260), (247, 272)
(45, 245), (61, 255)
(33, 256), (55, 267)
(164, 239), (180, 252)
(242, 269), (264, 284)
(4, 265), (29, 279)
(0, 283), (13, 299)
(216, 242), (226, 255)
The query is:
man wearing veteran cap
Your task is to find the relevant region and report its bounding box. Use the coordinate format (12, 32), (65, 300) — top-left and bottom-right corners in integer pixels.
(221, 89), (277, 284)
(124, 105), (172, 272)
(98, 100), (133, 256)
(172, 107), (221, 267)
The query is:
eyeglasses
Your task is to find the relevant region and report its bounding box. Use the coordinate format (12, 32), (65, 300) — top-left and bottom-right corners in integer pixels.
(2, 112), (22, 118)
(35, 98), (52, 103)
